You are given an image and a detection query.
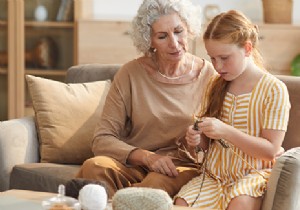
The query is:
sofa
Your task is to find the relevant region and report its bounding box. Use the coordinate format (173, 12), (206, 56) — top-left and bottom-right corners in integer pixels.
(0, 64), (300, 210)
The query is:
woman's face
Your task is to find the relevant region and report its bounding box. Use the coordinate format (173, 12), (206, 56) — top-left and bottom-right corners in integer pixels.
(151, 13), (188, 62)
(204, 39), (249, 81)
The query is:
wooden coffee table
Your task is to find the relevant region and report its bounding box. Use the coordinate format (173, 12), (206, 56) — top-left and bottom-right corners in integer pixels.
(0, 189), (214, 210)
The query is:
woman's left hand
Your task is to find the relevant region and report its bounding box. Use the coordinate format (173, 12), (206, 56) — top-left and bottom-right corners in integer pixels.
(144, 153), (178, 177)
(198, 117), (230, 140)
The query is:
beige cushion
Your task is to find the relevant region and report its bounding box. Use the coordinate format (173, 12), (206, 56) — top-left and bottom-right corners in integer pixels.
(261, 147), (300, 210)
(26, 75), (111, 164)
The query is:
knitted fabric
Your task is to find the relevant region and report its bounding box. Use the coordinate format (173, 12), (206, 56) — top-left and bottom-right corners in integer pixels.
(112, 187), (173, 210)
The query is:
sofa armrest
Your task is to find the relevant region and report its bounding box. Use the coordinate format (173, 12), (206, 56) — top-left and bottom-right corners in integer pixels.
(262, 147), (300, 210)
(0, 116), (39, 191)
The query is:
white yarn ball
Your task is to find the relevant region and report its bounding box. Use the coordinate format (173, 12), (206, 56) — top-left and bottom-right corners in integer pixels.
(78, 184), (108, 210)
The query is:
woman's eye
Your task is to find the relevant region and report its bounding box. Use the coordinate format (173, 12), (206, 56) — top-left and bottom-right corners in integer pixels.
(221, 56), (228, 60)
(158, 34), (167, 39)
(175, 30), (183, 34)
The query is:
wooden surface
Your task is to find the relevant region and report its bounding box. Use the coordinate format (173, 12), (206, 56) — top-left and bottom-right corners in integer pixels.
(0, 189), (215, 210)
(7, 0), (17, 120)
(257, 24), (300, 75)
(77, 20), (141, 65)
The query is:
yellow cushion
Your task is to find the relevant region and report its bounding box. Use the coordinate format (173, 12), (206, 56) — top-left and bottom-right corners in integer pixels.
(26, 75), (111, 164)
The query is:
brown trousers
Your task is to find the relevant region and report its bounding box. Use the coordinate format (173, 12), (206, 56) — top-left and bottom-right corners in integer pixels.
(76, 156), (199, 199)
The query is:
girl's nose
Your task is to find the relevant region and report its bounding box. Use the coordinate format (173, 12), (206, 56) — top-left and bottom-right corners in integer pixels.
(214, 60), (223, 72)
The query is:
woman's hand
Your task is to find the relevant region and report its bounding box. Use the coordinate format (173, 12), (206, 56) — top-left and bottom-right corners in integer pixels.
(143, 153), (178, 177)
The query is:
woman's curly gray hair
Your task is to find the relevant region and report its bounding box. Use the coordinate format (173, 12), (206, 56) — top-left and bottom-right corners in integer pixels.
(131, 0), (202, 56)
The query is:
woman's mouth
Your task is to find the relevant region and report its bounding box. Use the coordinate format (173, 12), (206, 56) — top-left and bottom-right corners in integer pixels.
(170, 50), (182, 56)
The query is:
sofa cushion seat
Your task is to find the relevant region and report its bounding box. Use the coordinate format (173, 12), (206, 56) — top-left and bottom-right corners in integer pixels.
(9, 163), (80, 193)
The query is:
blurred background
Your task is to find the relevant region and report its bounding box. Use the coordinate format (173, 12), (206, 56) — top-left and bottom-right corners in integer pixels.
(93, 0), (300, 24)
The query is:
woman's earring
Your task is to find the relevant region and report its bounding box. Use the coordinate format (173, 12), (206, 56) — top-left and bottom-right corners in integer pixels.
(150, 47), (157, 53)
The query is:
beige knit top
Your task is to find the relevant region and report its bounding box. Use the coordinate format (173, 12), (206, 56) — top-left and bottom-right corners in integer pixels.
(92, 58), (216, 165)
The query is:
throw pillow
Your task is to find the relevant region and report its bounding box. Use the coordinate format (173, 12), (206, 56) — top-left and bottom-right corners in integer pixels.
(261, 147), (300, 210)
(26, 75), (111, 164)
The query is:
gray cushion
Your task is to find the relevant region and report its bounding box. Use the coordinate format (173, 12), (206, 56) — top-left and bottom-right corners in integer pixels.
(9, 163), (80, 193)
(261, 147), (300, 210)
(66, 64), (120, 83)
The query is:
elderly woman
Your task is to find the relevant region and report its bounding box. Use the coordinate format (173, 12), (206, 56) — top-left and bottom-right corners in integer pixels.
(76, 0), (216, 198)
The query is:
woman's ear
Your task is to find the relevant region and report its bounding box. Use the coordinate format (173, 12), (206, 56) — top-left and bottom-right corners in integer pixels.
(244, 41), (253, 57)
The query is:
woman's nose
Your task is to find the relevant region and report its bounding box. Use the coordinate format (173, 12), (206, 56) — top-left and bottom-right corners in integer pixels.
(169, 35), (179, 48)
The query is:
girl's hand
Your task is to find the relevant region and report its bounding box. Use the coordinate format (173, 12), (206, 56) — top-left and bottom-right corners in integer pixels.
(143, 153), (178, 177)
(199, 117), (230, 140)
(185, 125), (202, 147)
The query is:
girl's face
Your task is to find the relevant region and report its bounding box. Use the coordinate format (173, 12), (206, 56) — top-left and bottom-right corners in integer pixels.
(151, 13), (188, 62)
(205, 39), (249, 81)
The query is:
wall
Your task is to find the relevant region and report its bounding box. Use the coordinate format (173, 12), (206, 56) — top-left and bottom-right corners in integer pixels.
(93, 0), (300, 24)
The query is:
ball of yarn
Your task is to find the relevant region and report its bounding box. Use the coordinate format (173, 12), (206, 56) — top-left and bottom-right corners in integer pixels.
(78, 184), (108, 210)
(112, 187), (173, 210)
(65, 178), (108, 199)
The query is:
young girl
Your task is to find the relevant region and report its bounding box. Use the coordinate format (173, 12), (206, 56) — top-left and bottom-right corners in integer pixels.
(174, 10), (290, 210)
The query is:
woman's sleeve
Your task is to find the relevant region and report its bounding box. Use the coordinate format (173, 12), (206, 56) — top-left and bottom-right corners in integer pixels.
(92, 65), (137, 164)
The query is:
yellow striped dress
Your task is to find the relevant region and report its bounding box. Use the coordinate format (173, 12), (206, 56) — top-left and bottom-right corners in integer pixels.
(176, 73), (290, 209)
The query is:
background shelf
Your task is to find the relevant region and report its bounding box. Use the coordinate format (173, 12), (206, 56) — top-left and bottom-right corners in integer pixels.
(0, 0), (94, 120)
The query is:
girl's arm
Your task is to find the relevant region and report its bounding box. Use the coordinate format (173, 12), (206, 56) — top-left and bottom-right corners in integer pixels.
(199, 118), (285, 161)
(225, 122), (285, 160)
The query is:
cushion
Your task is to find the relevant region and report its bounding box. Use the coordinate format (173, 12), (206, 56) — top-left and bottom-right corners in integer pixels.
(261, 147), (300, 210)
(0, 116), (38, 191)
(26, 75), (111, 164)
(10, 163), (80, 193)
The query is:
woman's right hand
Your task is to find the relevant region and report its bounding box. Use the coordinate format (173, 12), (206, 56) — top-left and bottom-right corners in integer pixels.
(185, 125), (202, 147)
